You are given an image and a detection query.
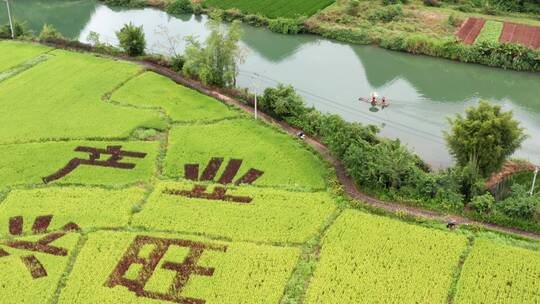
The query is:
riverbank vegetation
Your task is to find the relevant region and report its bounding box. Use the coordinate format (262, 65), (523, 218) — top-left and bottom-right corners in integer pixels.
(87, 0), (540, 71)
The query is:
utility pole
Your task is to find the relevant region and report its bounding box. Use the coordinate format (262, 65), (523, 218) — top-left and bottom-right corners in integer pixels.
(530, 167), (538, 196)
(4, 0), (14, 39)
(250, 72), (261, 120)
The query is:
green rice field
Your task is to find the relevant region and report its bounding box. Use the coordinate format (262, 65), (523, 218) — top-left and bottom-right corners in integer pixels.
(202, 0), (334, 18)
(1, 40), (539, 304)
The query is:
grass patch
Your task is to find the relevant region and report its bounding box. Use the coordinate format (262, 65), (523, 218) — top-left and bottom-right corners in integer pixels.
(203, 0), (334, 18)
(304, 210), (467, 304)
(57, 231), (300, 303)
(454, 238), (540, 303)
(0, 141), (159, 188)
(132, 181), (337, 243)
(0, 187), (146, 236)
(111, 72), (240, 122)
(164, 119), (328, 190)
(0, 47), (165, 144)
(475, 20), (504, 43)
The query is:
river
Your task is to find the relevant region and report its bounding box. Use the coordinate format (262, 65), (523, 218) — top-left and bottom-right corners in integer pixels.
(2, 0), (539, 168)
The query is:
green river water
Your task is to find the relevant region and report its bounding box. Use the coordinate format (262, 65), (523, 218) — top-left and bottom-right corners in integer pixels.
(2, 0), (539, 168)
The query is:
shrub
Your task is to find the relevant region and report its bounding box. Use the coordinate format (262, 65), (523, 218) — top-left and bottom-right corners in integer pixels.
(343, 140), (428, 192)
(38, 24), (63, 42)
(423, 0), (441, 7)
(367, 5), (403, 22)
(243, 14), (269, 27)
(166, 0), (193, 14)
(497, 184), (539, 219)
(258, 84), (306, 121)
(170, 54), (185, 72)
(447, 13), (462, 27)
(457, 4), (474, 12)
(0, 20), (30, 39)
(103, 0), (146, 7)
(470, 193), (495, 214)
(116, 22), (146, 56)
(268, 18), (304, 34)
(346, 0), (360, 15)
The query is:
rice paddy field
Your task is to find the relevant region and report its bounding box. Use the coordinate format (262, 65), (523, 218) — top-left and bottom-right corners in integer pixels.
(202, 0), (334, 18)
(1, 40), (539, 303)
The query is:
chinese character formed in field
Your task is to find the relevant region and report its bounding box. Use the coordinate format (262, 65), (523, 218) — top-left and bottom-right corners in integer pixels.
(163, 158), (264, 203)
(42, 145), (147, 184)
(105, 235), (227, 304)
(0, 215), (80, 279)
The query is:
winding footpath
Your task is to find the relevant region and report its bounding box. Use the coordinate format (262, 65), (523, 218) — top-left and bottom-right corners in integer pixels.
(139, 61), (540, 241)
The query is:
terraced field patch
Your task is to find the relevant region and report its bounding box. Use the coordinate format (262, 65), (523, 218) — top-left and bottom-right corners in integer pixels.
(0, 48), (164, 144)
(0, 187), (145, 235)
(132, 181), (337, 243)
(164, 119), (327, 190)
(0, 41), (51, 72)
(455, 239), (540, 303)
(57, 231), (300, 304)
(304, 210), (468, 304)
(112, 72), (240, 122)
(203, 0), (334, 18)
(0, 141), (159, 189)
(0, 230), (81, 304)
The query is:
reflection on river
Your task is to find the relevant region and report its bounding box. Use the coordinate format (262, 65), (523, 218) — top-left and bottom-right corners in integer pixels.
(2, 0), (539, 168)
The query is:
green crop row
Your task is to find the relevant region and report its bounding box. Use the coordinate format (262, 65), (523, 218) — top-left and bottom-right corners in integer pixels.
(203, 0), (333, 18)
(132, 181), (337, 243)
(455, 239), (540, 303)
(164, 119), (328, 190)
(111, 72), (241, 122)
(0, 140), (159, 188)
(0, 41), (51, 72)
(305, 210), (468, 304)
(0, 48), (165, 144)
(57, 231), (300, 303)
(475, 21), (504, 44)
(0, 187), (146, 236)
(0, 232), (81, 304)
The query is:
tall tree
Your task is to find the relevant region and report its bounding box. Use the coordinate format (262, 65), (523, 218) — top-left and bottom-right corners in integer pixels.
(445, 101), (527, 177)
(183, 19), (243, 87)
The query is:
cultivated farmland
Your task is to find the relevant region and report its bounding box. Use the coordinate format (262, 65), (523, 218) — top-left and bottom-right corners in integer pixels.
(202, 0), (334, 18)
(475, 20), (504, 44)
(1, 40), (540, 304)
(304, 210), (468, 304)
(455, 239), (540, 303)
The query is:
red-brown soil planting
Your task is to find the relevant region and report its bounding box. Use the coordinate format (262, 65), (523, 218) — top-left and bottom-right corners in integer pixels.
(500, 23), (540, 49)
(456, 18), (486, 44)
